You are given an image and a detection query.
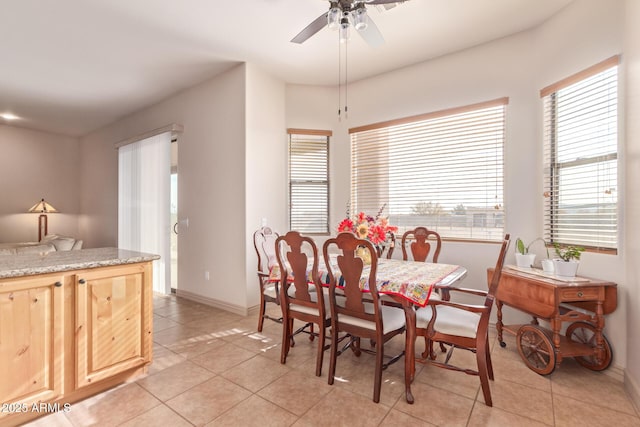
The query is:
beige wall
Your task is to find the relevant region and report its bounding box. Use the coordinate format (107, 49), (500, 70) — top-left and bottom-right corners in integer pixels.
(0, 124), (80, 242)
(79, 64), (251, 310)
(78, 63), (289, 314)
(245, 63), (287, 309)
(624, 0), (640, 409)
(286, 0), (629, 373)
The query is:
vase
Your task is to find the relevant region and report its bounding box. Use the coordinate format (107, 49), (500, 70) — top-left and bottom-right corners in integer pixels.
(553, 259), (579, 277)
(515, 253), (536, 268)
(541, 258), (555, 273)
(356, 246), (372, 265)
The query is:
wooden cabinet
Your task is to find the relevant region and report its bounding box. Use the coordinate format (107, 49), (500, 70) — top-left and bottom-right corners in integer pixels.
(0, 275), (66, 408)
(75, 263), (153, 388)
(0, 260), (153, 425)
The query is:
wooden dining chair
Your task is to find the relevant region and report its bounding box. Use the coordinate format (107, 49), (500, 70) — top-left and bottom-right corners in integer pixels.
(322, 232), (406, 403)
(401, 227), (447, 354)
(375, 231), (396, 260)
(253, 226), (283, 332)
(401, 226), (442, 263)
(414, 233), (510, 407)
(275, 231), (330, 376)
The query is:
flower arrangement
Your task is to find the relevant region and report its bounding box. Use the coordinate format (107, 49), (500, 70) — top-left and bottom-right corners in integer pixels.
(337, 204), (398, 245)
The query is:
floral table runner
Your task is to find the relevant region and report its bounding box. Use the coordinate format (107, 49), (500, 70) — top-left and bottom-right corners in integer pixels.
(269, 257), (461, 307)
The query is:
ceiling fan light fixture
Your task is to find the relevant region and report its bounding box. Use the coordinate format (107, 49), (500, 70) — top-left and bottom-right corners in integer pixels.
(328, 4), (341, 29)
(339, 17), (351, 42)
(353, 6), (368, 31)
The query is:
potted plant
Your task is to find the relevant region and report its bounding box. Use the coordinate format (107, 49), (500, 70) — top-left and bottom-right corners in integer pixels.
(552, 244), (585, 277)
(514, 237), (537, 268)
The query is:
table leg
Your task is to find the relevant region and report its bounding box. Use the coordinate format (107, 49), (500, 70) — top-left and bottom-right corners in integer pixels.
(402, 302), (416, 404)
(496, 300), (505, 347)
(595, 301), (605, 363)
(550, 315), (562, 364)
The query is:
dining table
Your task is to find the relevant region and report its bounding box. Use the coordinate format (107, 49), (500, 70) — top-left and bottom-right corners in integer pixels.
(269, 256), (468, 404)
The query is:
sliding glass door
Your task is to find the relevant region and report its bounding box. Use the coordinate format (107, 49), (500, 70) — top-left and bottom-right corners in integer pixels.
(118, 132), (171, 294)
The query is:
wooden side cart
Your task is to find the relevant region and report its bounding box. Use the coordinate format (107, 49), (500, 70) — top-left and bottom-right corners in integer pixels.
(488, 266), (617, 375)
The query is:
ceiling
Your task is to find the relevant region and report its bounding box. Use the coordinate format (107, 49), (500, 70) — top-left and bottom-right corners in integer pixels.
(0, 0), (573, 137)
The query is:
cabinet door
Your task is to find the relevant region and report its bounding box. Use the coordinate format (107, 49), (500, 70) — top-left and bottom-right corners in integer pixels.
(75, 263), (152, 388)
(0, 275), (65, 410)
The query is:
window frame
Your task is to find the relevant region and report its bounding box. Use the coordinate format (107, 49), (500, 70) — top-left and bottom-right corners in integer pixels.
(287, 128), (331, 235)
(540, 55), (620, 253)
(348, 98), (508, 243)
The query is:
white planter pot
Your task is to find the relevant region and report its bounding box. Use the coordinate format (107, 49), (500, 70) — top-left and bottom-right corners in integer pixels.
(515, 253), (536, 268)
(553, 259), (579, 277)
(541, 258), (555, 273)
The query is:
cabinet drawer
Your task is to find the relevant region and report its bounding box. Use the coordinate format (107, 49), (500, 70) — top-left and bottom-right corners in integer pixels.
(560, 288), (600, 301)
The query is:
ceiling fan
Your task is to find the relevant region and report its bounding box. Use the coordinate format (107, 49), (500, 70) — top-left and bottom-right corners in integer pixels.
(291, 0), (408, 48)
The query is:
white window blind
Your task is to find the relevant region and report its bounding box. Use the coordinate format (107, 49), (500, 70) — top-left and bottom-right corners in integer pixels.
(541, 56), (619, 251)
(349, 98), (507, 241)
(118, 131), (171, 294)
(288, 129), (331, 234)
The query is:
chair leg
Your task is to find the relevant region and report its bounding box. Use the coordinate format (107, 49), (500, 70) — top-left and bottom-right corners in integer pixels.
(373, 339), (384, 403)
(257, 296), (266, 332)
(486, 336), (494, 381)
(477, 341), (493, 406)
(309, 323), (315, 342)
(280, 315), (290, 365)
(315, 322), (326, 377)
(328, 325), (339, 385)
(289, 318), (295, 347)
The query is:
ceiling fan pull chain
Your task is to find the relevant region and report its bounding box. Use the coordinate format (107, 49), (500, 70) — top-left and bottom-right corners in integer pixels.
(345, 38), (348, 120)
(338, 29), (342, 121)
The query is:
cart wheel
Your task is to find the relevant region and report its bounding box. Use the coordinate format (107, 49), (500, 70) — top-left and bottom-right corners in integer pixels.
(565, 321), (613, 371)
(516, 325), (556, 375)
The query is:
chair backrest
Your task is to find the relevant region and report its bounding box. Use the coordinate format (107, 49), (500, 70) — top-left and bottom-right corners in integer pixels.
(275, 231), (324, 309)
(486, 233), (511, 304)
(375, 231), (396, 260)
(253, 226), (279, 274)
(401, 227), (442, 263)
(322, 232), (381, 326)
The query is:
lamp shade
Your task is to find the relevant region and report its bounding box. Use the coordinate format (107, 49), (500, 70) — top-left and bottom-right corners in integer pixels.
(28, 198), (58, 214)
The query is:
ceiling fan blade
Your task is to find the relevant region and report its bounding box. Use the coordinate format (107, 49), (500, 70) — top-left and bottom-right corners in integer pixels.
(368, 0), (407, 5)
(358, 16), (385, 48)
(291, 12), (329, 44)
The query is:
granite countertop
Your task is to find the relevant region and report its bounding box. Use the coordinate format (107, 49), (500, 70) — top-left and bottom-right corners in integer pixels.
(0, 247), (160, 279)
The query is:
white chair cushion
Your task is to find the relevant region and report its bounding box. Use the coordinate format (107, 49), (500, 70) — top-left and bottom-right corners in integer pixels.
(290, 291), (331, 319)
(263, 284), (278, 299)
(415, 305), (480, 339)
(337, 305), (405, 334)
(263, 283), (316, 300)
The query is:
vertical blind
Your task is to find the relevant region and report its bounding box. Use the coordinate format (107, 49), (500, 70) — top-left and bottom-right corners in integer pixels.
(349, 98), (507, 241)
(118, 132), (171, 294)
(288, 129), (331, 234)
(541, 56), (619, 251)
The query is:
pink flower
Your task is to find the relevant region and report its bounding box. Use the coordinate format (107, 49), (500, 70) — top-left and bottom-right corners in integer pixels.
(337, 218), (354, 233)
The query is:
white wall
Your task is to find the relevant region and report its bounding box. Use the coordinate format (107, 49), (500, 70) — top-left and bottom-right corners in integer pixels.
(0, 124), (80, 242)
(624, 0), (640, 409)
(286, 0), (628, 370)
(245, 64), (287, 309)
(79, 64), (251, 311)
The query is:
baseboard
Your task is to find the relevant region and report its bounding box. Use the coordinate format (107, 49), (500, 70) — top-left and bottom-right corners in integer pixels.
(603, 363), (625, 383)
(175, 289), (249, 316)
(625, 370), (640, 413)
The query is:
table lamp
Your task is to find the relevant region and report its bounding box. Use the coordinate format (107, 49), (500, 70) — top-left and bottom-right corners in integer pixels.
(28, 198), (58, 241)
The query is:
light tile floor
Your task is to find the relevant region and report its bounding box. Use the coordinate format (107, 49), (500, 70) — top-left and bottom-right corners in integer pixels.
(27, 295), (640, 426)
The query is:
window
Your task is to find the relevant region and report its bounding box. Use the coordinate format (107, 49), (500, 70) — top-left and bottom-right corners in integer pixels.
(287, 129), (331, 234)
(541, 56), (619, 251)
(349, 98), (507, 241)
